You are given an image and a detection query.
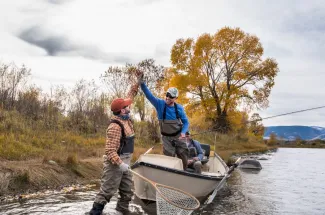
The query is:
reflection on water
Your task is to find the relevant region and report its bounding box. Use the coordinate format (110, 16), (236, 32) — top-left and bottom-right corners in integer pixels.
(1, 148), (325, 215)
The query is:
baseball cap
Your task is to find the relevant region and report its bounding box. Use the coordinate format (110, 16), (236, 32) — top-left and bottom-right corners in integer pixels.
(110, 98), (132, 112)
(166, 87), (179, 98)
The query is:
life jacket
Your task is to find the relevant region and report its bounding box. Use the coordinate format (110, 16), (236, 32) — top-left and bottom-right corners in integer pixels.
(159, 103), (183, 137)
(109, 119), (135, 155)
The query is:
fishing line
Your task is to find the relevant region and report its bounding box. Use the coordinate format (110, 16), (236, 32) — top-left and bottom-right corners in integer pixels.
(256, 105), (325, 121)
(190, 105), (325, 136)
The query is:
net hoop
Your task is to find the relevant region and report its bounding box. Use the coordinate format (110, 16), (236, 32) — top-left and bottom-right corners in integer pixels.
(129, 168), (200, 213)
(155, 183), (200, 210)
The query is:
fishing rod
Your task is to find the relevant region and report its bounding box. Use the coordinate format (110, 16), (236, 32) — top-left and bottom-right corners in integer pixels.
(190, 105), (325, 137)
(255, 105), (325, 121)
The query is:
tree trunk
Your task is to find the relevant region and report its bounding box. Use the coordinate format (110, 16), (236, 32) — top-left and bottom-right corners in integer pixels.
(213, 111), (231, 133)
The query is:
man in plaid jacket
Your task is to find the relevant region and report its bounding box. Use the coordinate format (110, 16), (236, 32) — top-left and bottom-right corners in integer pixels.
(89, 84), (139, 215)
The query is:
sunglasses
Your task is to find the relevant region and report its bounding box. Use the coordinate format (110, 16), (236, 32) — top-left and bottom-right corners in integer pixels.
(166, 92), (176, 99)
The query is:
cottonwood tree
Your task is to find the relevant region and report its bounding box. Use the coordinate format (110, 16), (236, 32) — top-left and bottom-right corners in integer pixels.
(169, 27), (279, 132)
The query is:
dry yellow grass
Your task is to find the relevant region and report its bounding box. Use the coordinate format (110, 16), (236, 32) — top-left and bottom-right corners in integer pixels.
(0, 128), (270, 163)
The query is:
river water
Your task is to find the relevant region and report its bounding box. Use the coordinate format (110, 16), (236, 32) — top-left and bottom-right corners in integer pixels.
(1, 148), (325, 215)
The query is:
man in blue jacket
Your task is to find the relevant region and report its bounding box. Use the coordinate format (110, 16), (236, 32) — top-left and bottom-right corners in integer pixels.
(138, 75), (189, 170)
(185, 131), (207, 174)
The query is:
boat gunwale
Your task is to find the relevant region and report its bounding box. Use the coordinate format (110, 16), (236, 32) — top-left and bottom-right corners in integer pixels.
(131, 162), (224, 181)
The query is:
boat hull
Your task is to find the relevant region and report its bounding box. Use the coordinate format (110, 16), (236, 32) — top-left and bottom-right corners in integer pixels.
(131, 154), (228, 201)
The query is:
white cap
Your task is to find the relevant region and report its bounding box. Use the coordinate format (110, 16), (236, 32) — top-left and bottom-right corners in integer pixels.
(167, 87), (179, 98)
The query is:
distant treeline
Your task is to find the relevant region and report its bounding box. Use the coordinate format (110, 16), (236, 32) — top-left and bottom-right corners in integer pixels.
(0, 60), (165, 135)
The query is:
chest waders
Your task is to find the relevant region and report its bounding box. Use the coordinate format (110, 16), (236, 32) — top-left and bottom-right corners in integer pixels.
(159, 103), (188, 170)
(92, 119), (134, 212)
(159, 103), (183, 137)
(109, 120), (135, 155)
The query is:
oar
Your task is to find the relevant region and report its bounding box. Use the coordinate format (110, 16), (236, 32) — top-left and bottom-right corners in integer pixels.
(142, 146), (155, 155)
(205, 157), (241, 204)
(132, 146), (155, 165)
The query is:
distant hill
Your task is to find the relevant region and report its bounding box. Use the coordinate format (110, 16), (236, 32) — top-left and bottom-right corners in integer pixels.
(264, 126), (325, 140)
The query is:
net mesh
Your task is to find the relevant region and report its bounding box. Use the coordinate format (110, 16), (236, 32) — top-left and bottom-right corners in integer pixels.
(155, 184), (200, 215)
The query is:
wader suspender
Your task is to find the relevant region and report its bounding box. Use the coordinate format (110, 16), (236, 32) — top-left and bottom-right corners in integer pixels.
(163, 103), (180, 120)
(110, 120), (126, 155)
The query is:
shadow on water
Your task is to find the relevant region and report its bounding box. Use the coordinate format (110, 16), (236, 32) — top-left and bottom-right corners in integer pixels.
(238, 168), (262, 174)
(132, 197), (157, 215)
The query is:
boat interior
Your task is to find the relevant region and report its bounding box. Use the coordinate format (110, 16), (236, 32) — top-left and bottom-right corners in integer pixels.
(133, 143), (228, 178)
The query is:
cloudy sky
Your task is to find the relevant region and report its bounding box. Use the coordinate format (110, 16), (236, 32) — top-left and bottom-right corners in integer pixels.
(1, 0), (325, 127)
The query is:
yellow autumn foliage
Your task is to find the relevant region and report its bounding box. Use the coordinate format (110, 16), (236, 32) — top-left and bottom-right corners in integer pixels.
(166, 27), (279, 132)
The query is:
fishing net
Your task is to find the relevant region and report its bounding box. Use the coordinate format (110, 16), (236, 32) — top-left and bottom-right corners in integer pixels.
(130, 169), (200, 215)
(155, 183), (200, 215)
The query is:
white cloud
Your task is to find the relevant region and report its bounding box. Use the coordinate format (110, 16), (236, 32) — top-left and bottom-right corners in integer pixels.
(0, 0), (325, 126)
